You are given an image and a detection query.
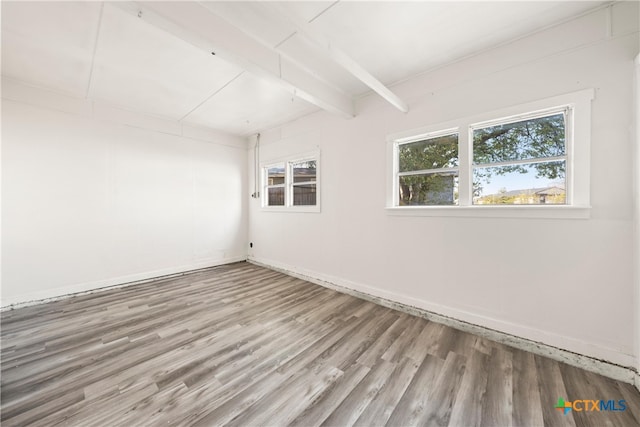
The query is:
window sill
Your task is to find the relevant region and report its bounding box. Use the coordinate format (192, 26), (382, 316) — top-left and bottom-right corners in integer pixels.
(261, 206), (321, 213)
(385, 205), (590, 219)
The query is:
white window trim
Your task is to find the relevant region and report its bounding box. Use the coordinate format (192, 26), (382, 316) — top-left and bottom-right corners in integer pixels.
(261, 150), (321, 213)
(386, 89), (594, 219)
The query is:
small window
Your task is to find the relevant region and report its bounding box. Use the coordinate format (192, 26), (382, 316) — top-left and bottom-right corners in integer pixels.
(472, 111), (567, 205)
(397, 132), (459, 206)
(262, 153), (320, 212)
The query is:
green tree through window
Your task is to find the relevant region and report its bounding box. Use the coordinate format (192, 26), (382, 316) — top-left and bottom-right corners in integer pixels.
(472, 113), (566, 203)
(398, 134), (458, 205)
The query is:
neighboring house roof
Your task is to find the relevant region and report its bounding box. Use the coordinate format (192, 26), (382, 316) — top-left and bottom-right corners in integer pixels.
(480, 185), (565, 198)
(535, 186), (564, 196)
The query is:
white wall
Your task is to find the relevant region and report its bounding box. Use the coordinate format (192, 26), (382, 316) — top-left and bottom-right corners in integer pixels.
(1, 80), (248, 306)
(248, 3), (639, 369)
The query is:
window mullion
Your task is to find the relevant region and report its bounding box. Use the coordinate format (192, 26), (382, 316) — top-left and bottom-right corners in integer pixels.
(286, 162), (292, 207)
(458, 123), (471, 206)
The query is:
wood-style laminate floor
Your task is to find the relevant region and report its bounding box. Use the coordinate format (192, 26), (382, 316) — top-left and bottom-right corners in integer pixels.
(1, 262), (639, 426)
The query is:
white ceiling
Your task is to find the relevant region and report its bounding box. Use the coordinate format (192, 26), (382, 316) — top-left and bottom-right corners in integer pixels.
(1, 1), (608, 136)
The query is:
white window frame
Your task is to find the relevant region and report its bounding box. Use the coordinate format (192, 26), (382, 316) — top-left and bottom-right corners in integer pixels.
(261, 151), (320, 213)
(386, 89), (594, 219)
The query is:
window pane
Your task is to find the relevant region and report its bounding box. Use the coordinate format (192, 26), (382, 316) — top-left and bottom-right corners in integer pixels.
(399, 134), (458, 172)
(293, 184), (316, 206)
(267, 165), (285, 185)
(473, 161), (566, 205)
(292, 161), (317, 183)
(267, 187), (285, 206)
(399, 173), (459, 206)
(473, 113), (565, 164)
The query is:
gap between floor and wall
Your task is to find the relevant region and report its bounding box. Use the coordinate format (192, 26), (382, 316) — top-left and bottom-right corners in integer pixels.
(0, 256), (245, 309)
(248, 257), (639, 390)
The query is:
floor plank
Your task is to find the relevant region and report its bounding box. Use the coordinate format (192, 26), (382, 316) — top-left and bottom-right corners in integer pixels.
(512, 349), (544, 426)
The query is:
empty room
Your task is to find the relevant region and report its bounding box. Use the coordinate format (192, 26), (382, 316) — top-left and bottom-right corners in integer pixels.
(2, 1), (640, 426)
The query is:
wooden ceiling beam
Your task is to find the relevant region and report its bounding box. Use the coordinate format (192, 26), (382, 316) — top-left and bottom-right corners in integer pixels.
(270, 3), (409, 113)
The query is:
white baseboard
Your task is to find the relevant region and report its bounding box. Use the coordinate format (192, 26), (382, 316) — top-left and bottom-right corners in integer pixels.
(249, 256), (638, 386)
(1, 256), (246, 309)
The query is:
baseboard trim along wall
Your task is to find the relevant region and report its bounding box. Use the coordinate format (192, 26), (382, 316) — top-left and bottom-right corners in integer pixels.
(0, 256), (246, 309)
(249, 257), (639, 386)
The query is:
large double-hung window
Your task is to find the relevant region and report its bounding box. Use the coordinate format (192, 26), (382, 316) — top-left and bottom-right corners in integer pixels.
(388, 90), (593, 218)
